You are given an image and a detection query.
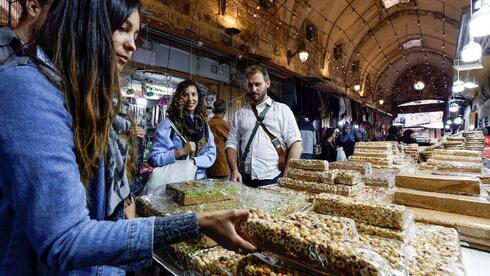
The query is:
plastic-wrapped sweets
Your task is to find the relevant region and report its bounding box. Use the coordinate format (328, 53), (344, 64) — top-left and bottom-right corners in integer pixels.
(314, 194), (413, 230)
(191, 247), (245, 275)
(329, 160), (373, 176)
(288, 158), (329, 171)
(286, 168), (328, 183)
(136, 181), (309, 218)
(237, 254), (322, 276)
(409, 223), (465, 276)
(279, 177), (364, 197)
(241, 209), (392, 275)
(356, 223), (417, 243)
(359, 234), (413, 276)
(166, 179), (238, 206)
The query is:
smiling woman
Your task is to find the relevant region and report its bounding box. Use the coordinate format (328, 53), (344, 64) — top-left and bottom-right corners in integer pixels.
(149, 79), (217, 181)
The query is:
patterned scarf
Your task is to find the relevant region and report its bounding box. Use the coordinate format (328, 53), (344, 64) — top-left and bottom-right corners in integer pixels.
(174, 115), (208, 156)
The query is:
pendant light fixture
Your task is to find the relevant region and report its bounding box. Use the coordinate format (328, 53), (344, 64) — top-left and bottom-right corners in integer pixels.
(470, 0), (490, 37)
(413, 80), (425, 90)
(461, 37), (482, 62)
(449, 102), (459, 112)
(452, 71), (464, 93)
(454, 117), (463, 125)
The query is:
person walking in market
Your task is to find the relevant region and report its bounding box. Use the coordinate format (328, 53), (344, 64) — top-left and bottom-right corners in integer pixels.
(297, 113), (317, 160)
(0, 1), (255, 275)
(226, 65), (303, 187)
(207, 99), (231, 179)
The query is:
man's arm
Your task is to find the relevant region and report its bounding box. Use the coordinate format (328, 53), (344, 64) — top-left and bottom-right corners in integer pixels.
(226, 147), (242, 183)
(225, 112), (242, 182)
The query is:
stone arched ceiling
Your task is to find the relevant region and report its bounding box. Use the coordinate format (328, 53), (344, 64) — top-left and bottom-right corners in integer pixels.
(140, 0), (467, 111)
(299, 0), (465, 107)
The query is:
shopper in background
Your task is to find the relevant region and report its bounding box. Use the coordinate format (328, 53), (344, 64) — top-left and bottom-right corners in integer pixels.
(0, 1), (254, 275)
(321, 128), (337, 162)
(207, 99), (231, 179)
(385, 125), (400, 142)
(401, 129), (417, 144)
(297, 114), (317, 159)
(355, 123), (368, 142)
(338, 124), (357, 157)
(226, 65), (303, 187)
(149, 79), (217, 180)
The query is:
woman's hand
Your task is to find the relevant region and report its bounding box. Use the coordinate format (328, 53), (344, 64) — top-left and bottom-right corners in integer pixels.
(175, 142), (196, 159)
(198, 209), (256, 254)
(183, 142), (196, 155)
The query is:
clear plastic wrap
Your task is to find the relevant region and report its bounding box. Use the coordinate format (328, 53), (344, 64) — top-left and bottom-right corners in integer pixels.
(329, 160), (373, 176)
(409, 223), (465, 276)
(237, 253), (326, 275)
(279, 177), (364, 197)
(288, 159), (329, 171)
(191, 246), (245, 275)
(355, 187), (394, 203)
(314, 193), (413, 230)
(333, 170), (362, 185)
(395, 173), (482, 196)
(286, 168), (327, 183)
(358, 234), (414, 276)
(394, 187), (490, 219)
(356, 222), (417, 243)
(166, 179), (238, 206)
(363, 173), (395, 188)
(241, 209), (393, 275)
(136, 180), (309, 218)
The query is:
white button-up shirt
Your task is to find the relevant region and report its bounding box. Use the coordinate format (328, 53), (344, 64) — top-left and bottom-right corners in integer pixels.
(226, 97), (302, 180)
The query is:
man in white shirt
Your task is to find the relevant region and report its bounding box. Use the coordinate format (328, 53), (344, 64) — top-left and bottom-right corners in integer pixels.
(226, 65), (302, 187)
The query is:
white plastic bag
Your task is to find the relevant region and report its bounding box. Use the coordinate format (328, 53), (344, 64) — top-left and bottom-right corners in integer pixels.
(142, 160), (197, 196)
(337, 147), (347, 161)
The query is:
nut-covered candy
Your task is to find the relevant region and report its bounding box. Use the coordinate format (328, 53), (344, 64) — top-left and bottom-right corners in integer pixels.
(314, 193), (413, 230)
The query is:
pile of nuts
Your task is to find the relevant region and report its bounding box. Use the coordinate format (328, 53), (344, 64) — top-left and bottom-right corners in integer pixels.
(356, 223), (413, 242)
(238, 255), (311, 276)
(359, 234), (409, 275)
(191, 247), (244, 275)
(409, 224), (465, 276)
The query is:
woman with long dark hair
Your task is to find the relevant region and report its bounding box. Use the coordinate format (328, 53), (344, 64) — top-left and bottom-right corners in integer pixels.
(149, 79), (217, 180)
(0, 1), (254, 274)
(321, 128), (338, 162)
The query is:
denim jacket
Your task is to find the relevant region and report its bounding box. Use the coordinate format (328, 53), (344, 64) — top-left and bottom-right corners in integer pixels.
(149, 119), (217, 180)
(0, 27), (200, 275)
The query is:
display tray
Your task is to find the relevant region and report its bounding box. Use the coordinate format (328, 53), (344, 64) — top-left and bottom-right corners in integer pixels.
(136, 179), (310, 218)
(152, 223), (466, 275)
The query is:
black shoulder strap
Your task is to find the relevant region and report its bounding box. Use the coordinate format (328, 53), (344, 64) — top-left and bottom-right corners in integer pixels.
(241, 104), (271, 163)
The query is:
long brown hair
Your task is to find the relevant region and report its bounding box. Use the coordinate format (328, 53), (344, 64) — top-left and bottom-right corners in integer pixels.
(37, 0), (119, 187)
(167, 79), (208, 122)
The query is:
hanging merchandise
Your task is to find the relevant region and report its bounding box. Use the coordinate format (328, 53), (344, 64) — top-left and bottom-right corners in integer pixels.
(327, 96), (340, 119)
(345, 97), (352, 122)
(339, 97), (346, 118)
